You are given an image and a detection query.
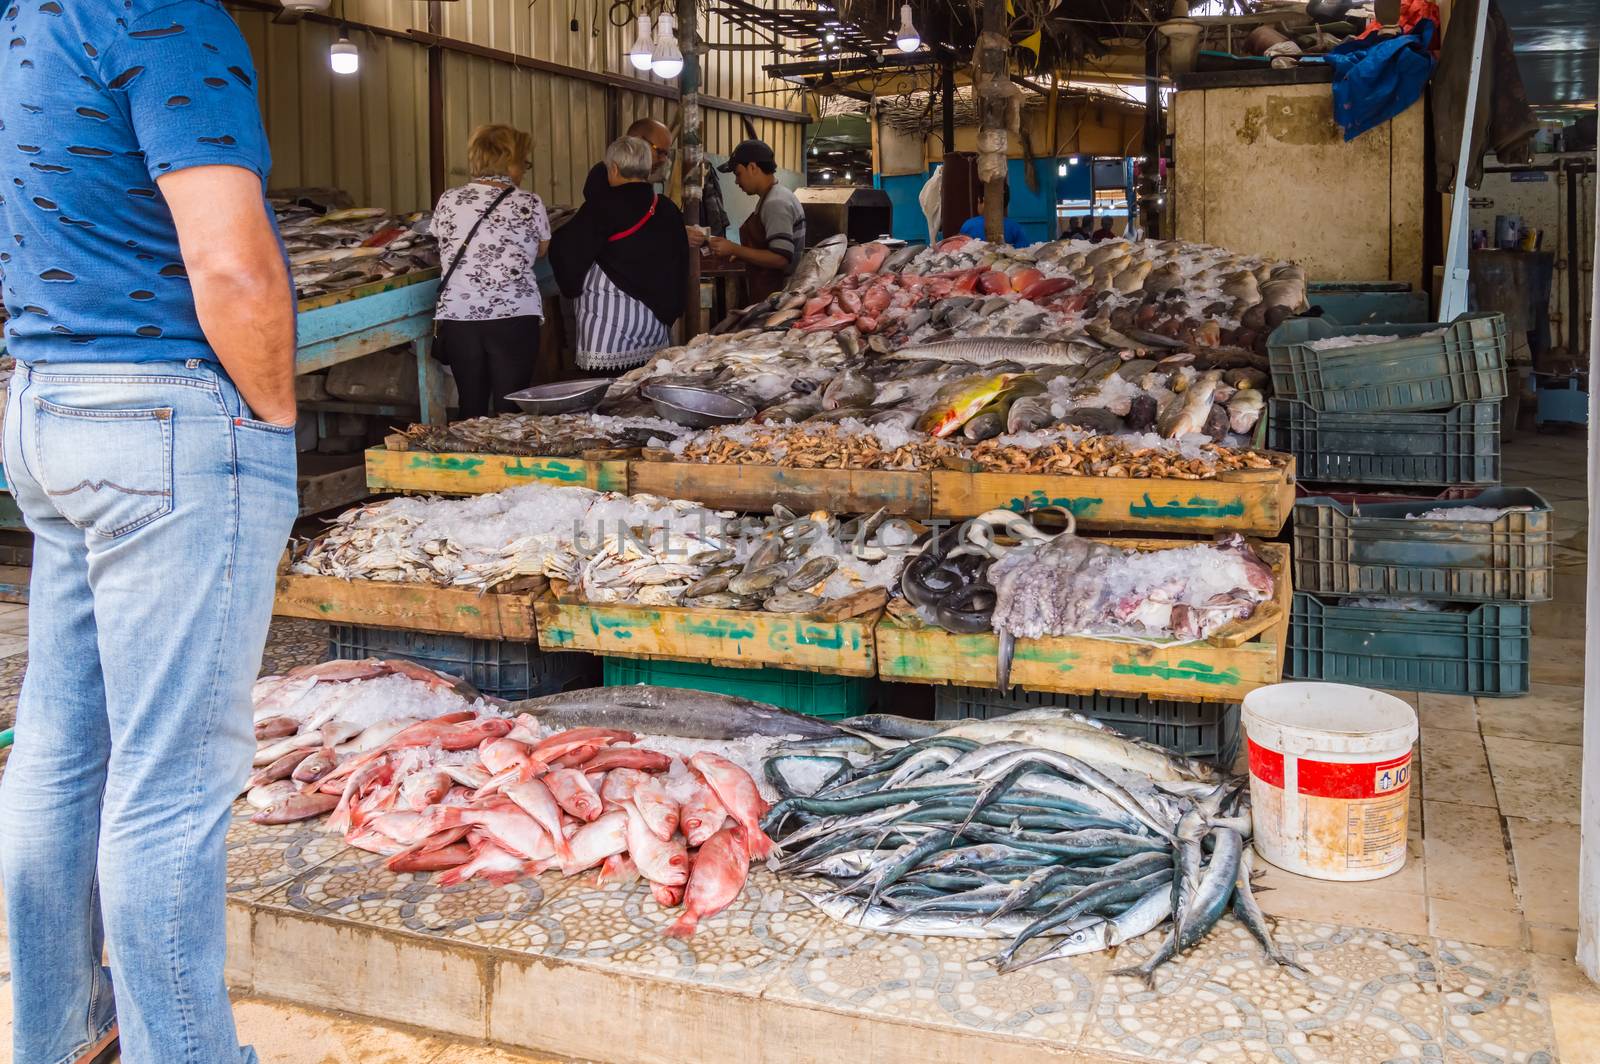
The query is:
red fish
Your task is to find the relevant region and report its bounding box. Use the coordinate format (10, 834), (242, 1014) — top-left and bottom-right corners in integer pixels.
(560, 808), (629, 875)
(934, 234), (972, 253)
(599, 767), (649, 806)
(582, 747), (671, 774)
(1019, 276), (1073, 302)
(651, 881), (685, 908)
(251, 792), (339, 825)
(623, 802), (689, 886)
(630, 776), (679, 841)
(386, 842), (472, 874)
(546, 768), (604, 822)
(531, 728), (636, 764)
(679, 784), (729, 846)
(1008, 267), (1044, 293)
(436, 838), (527, 888)
(504, 777), (576, 863)
(688, 753), (774, 860)
(597, 852), (640, 887)
(977, 270), (1011, 295)
(666, 825), (749, 938)
(429, 802), (553, 862)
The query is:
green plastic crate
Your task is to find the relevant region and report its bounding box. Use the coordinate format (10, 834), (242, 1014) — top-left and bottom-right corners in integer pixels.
(932, 687), (1240, 763)
(1286, 593), (1530, 697)
(1269, 400), (1500, 486)
(1268, 312), (1507, 413)
(601, 658), (876, 720)
(1294, 488), (1553, 602)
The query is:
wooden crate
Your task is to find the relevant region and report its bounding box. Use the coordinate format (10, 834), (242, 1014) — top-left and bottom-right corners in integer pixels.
(534, 588), (885, 676)
(929, 457), (1296, 535)
(365, 443), (630, 495)
(877, 542), (1290, 702)
(274, 572), (544, 641)
(630, 454), (931, 517)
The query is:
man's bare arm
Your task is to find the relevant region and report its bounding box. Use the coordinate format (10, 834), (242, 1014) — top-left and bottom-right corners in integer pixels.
(158, 165), (297, 426)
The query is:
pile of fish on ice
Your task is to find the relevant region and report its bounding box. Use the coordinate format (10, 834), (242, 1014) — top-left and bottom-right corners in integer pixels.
(586, 232), (1298, 447)
(900, 508), (1275, 678)
(289, 484), (910, 612)
(274, 201), (440, 300)
(249, 664), (1290, 975)
(763, 710), (1296, 983)
(247, 665), (805, 937)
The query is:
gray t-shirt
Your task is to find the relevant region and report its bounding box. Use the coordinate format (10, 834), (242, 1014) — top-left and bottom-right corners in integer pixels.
(758, 183), (807, 275)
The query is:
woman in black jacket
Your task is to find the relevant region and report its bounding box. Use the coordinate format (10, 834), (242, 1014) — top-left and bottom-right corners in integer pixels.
(549, 136), (689, 374)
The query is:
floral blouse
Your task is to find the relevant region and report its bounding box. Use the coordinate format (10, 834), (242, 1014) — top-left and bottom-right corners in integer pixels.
(429, 182), (552, 321)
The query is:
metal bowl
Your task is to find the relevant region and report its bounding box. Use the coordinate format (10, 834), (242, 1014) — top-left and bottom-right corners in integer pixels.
(504, 379), (611, 415)
(640, 383), (756, 428)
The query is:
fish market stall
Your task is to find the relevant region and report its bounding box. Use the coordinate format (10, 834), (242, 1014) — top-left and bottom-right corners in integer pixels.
(880, 523), (1290, 702)
(360, 232), (1297, 532)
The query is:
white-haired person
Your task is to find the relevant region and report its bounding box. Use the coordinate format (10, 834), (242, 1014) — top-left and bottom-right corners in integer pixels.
(429, 123), (551, 416)
(550, 135), (689, 374)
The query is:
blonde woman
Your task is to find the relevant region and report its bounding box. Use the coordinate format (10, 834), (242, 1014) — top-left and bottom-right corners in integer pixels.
(429, 123), (551, 418)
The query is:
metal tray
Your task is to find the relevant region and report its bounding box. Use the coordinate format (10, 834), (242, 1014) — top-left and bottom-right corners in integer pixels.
(505, 379), (611, 415)
(640, 383), (755, 428)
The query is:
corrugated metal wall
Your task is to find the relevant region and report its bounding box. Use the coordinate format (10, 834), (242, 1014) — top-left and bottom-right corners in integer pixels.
(229, 1), (805, 212)
(232, 9), (430, 211)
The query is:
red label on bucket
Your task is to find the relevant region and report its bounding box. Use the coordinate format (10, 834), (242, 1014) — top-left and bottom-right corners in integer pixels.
(1247, 739), (1284, 788)
(1248, 741), (1411, 799)
(1298, 751), (1412, 799)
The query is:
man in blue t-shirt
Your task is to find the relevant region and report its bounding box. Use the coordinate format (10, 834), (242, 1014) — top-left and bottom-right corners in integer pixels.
(0, 4), (296, 1062)
(958, 182), (1028, 246)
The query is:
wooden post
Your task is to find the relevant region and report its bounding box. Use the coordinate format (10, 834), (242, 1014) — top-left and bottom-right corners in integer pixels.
(975, 0), (1008, 243)
(677, 0), (703, 338)
(426, 1), (445, 202)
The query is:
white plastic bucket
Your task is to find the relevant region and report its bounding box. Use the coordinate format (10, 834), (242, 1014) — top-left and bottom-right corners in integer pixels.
(1241, 682), (1418, 881)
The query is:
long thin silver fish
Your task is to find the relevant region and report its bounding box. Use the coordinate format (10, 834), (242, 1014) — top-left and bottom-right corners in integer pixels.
(889, 337), (1100, 367)
(1176, 827), (1244, 951)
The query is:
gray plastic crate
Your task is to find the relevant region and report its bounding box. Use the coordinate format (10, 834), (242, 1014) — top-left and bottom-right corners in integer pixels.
(328, 624), (599, 701)
(932, 686), (1240, 763)
(1269, 400), (1500, 486)
(1294, 488), (1552, 602)
(1268, 313), (1507, 413)
(1286, 593), (1530, 697)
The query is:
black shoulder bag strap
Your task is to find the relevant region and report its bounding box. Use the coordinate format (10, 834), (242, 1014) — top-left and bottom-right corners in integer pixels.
(430, 185), (517, 360)
(438, 185), (517, 300)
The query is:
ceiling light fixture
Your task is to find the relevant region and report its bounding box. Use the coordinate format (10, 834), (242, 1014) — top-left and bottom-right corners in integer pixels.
(650, 13), (683, 79)
(626, 14), (654, 71)
(329, 27), (358, 75)
(894, 4), (920, 52)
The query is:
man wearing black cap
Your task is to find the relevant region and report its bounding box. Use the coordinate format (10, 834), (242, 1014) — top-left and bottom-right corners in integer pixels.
(704, 138), (807, 302)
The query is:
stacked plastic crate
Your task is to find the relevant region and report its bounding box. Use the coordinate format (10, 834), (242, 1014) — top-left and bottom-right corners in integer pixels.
(1269, 313), (1552, 696)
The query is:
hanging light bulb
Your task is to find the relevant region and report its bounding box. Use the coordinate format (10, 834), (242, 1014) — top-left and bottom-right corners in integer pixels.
(1057, 162), (1066, 177)
(650, 12), (683, 79)
(329, 29), (358, 75)
(1068, 154), (1081, 165)
(844, 168), (852, 181)
(823, 28), (837, 45)
(894, 4), (920, 52)
(811, 144), (818, 156)
(626, 14), (654, 71)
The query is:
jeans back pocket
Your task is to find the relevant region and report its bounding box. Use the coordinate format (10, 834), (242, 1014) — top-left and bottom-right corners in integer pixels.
(33, 398), (174, 537)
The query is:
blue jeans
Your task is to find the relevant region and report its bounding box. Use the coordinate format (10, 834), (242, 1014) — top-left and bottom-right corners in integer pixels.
(1, 360), (297, 1064)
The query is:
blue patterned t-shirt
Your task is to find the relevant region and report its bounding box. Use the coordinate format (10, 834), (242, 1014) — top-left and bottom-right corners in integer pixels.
(0, 0), (277, 363)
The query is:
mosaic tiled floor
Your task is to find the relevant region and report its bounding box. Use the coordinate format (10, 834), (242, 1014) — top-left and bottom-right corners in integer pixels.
(225, 812), (1569, 1064)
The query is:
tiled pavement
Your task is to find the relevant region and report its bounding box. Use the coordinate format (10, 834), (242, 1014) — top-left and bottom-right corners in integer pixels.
(0, 431), (1595, 1062)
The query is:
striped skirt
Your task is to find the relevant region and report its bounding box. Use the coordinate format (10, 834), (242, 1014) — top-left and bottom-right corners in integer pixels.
(576, 264), (670, 373)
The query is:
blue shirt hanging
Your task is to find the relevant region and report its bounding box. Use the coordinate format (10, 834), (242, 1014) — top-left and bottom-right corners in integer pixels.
(1326, 20), (1438, 142)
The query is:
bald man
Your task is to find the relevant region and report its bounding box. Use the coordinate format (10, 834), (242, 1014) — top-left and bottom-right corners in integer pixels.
(584, 117), (673, 200)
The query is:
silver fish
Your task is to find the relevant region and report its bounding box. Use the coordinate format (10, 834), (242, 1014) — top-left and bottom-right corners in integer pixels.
(890, 338), (1098, 367)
